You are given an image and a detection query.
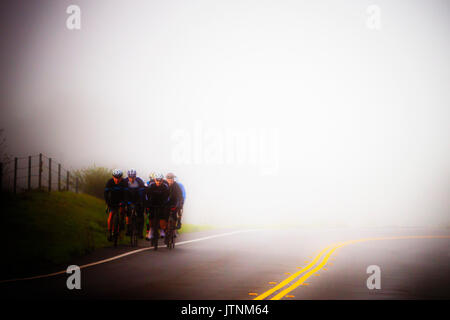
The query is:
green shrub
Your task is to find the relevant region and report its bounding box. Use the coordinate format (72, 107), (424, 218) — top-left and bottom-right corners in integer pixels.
(72, 166), (111, 199)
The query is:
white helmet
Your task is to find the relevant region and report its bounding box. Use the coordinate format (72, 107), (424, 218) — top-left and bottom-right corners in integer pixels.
(127, 168), (137, 178)
(154, 173), (164, 180)
(112, 169), (123, 178)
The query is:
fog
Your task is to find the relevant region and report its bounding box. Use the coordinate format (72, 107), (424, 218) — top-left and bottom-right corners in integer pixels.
(1, 0), (449, 227)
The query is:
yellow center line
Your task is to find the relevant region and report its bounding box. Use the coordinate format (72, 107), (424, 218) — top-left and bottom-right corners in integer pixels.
(270, 235), (450, 300)
(271, 241), (346, 300)
(253, 243), (336, 300)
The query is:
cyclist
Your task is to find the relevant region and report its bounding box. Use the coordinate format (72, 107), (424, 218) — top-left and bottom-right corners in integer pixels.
(124, 169), (146, 238)
(145, 172), (156, 235)
(104, 169), (129, 241)
(147, 172), (156, 186)
(176, 177), (186, 229)
(144, 172), (170, 241)
(166, 172), (184, 231)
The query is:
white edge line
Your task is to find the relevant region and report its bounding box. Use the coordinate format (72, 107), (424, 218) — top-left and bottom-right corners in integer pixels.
(0, 229), (257, 284)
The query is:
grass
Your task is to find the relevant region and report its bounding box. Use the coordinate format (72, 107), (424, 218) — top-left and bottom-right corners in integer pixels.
(178, 223), (215, 234)
(0, 190), (213, 279)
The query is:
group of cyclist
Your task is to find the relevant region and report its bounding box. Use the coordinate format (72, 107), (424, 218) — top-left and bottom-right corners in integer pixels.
(104, 168), (186, 244)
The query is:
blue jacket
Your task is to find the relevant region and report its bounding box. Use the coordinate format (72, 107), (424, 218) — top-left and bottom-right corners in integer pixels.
(178, 182), (186, 205)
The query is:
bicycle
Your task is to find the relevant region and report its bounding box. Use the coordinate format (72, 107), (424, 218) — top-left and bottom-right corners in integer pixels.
(128, 203), (138, 247)
(165, 210), (176, 250)
(150, 207), (162, 250)
(110, 207), (121, 248)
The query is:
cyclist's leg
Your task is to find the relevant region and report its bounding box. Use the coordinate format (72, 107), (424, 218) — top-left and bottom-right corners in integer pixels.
(159, 207), (169, 237)
(107, 208), (114, 241)
(147, 208), (156, 240)
(151, 207), (161, 242)
(137, 203), (144, 238)
(119, 205), (126, 231)
(109, 207), (120, 234)
(170, 210), (177, 237)
(145, 208), (150, 240)
(171, 209), (178, 237)
(121, 206), (124, 229)
(176, 207), (183, 230)
(125, 205), (132, 236)
(164, 211), (172, 245)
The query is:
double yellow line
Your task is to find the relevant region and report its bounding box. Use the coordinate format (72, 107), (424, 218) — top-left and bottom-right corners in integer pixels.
(254, 235), (450, 300)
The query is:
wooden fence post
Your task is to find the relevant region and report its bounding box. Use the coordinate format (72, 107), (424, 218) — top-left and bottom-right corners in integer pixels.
(13, 157), (18, 194)
(66, 171), (70, 191)
(28, 156), (31, 191)
(48, 158), (52, 192)
(38, 153), (42, 189)
(58, 164), (61, 191)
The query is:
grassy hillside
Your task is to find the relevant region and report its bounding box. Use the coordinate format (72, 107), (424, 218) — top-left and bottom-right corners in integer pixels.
(0, 191), (212, 279)
(1, 191), (108, 278)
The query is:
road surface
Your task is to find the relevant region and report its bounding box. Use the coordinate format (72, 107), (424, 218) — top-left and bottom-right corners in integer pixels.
(1, 227), (449, 299)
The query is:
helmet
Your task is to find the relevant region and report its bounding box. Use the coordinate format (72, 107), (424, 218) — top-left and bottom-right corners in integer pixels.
(112, 169), (123, 178)
(149, 172), (156, 180)
(166, 172), (176, 179)
(154, 173), (164, 181)
(127, 168), (137, 178)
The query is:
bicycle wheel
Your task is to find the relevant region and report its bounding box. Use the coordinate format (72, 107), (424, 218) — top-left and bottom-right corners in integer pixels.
(171, 222), (176, 249)
(164, 223), (171, 248)
(133, 217), (138, 247)
(112, 209), (120, 247)
(130, 209), (138, 247)
(151, 209), (160, 250)
(166, 214), (175, 250)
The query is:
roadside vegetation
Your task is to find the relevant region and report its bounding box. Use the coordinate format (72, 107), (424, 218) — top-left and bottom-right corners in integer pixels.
(0, 190), (213, 280)
(1, 191), (108, 279)
(71, 165), (111, 199)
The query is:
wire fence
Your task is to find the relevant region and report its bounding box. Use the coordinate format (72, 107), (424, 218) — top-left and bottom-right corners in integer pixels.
(0, 153), (79, 194)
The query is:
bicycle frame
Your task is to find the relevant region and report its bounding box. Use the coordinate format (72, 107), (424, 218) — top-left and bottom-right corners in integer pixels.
(150, 207), (162, 250)
(166, 211), (176, 249)
(128, 203), (138, 247)
(110, 207), (121, 247)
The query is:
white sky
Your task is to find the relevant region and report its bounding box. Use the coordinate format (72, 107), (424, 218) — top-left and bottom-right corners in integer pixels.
(1, 0), (449, 227)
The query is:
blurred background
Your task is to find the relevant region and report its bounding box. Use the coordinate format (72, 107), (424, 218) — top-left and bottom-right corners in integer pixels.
(0, 0), (449, 227)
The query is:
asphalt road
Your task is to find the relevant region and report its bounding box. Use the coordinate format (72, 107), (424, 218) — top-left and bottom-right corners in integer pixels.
(1, 227), (449, 299)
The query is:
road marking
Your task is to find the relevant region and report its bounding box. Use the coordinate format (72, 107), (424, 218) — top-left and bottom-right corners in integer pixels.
(268, 282), (277, 285)
(268, 235), (450, 300)
(253, 243), (336, 300)
(270, 241), (351, 300)
(0, 229), (256, 284)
